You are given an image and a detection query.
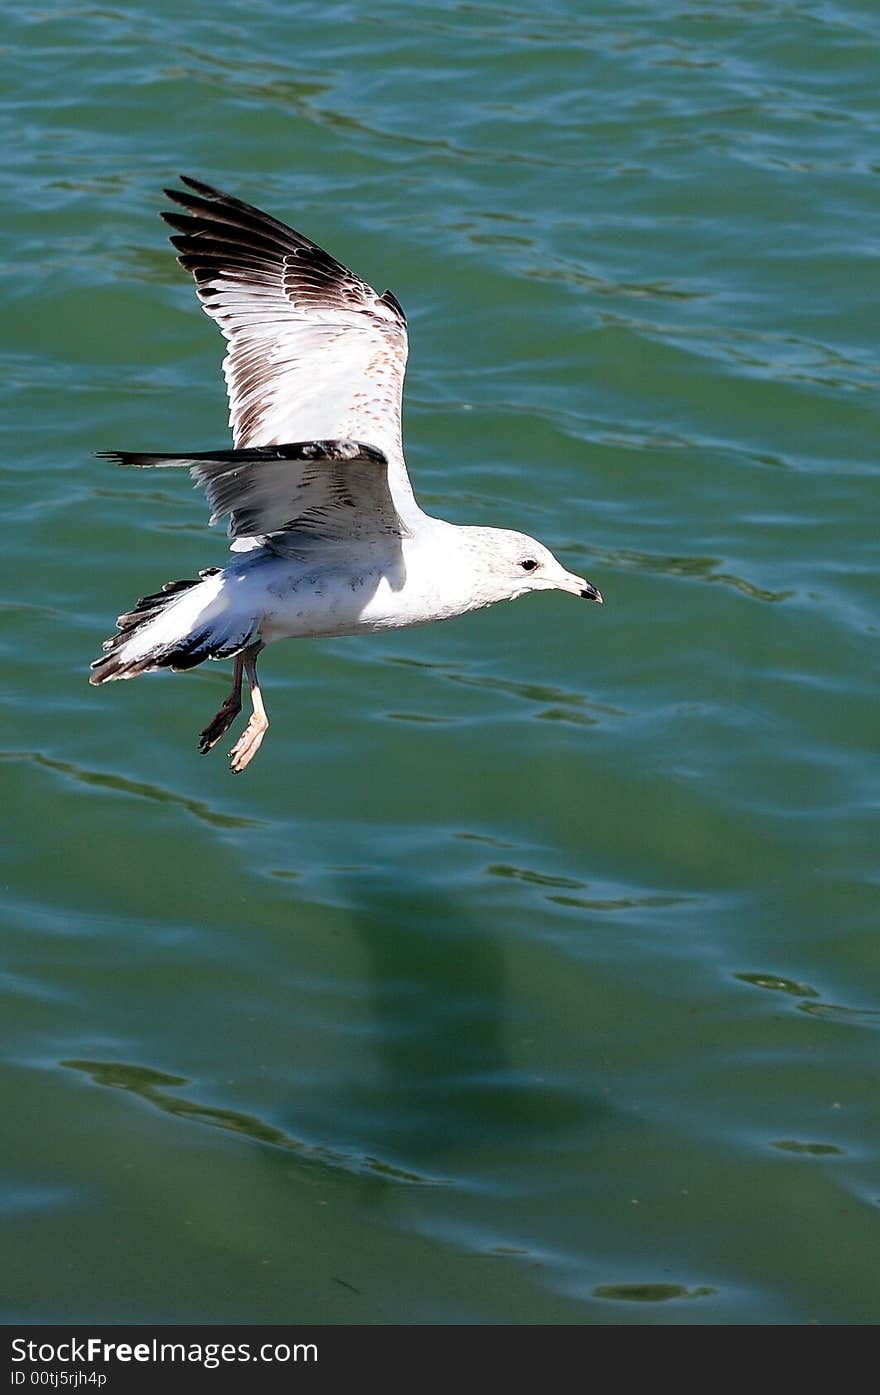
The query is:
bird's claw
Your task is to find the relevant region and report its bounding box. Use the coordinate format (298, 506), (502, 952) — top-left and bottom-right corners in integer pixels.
(198, 698), (242, 754)
(228, 716), (268, 773)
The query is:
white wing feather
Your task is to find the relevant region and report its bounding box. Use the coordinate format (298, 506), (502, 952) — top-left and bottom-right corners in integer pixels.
(162, 177), (422, 530)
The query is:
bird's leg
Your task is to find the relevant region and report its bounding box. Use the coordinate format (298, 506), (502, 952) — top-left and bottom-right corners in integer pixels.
(228, 643), (269, 774)
(198, 652), (244, 754)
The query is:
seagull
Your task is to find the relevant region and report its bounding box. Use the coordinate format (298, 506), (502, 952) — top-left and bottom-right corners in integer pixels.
(90, 177), (603, 773)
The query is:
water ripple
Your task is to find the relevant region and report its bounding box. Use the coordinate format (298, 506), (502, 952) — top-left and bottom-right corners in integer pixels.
(0, 751), (259, 829)
(577, 547), (794, 602)
(62, 1060), (449, 1187)
(592, 1282), (717, 1303)
(385, 655), (624, 721)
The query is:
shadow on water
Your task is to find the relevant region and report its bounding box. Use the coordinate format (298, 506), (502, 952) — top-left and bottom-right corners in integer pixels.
(331, 877), (602, 1159)
(61, 877), (603, 1190)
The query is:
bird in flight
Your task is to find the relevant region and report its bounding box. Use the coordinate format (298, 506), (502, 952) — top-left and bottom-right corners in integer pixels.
(91, 177), (602, 772)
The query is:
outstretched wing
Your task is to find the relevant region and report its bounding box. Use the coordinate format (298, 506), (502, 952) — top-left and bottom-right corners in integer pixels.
(96, 440), (407, 545)
(161, 176), (422, 527)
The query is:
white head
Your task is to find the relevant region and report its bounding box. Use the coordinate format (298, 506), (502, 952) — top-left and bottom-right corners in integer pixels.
(460, 526), (603, 608)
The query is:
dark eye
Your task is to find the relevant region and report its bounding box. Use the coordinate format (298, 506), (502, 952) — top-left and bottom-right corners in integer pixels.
(520, 558), (539, 572)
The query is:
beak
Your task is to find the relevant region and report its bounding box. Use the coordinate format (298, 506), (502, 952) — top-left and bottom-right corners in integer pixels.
(558, 571), (603, 604)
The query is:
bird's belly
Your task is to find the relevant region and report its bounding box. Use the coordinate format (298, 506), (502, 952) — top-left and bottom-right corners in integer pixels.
(257, 564), (449, 641)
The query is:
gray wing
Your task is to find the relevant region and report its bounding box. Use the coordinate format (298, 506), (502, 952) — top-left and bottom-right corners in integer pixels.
(162, 177), (422, 529)
(96, 440), (407, 546)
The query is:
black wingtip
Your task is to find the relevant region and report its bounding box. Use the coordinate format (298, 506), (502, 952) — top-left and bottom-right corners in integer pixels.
(379, 287), (407, 327)
(162, 177), (223, 214)
(166, 175), (237, 206)
(95, 450), (172, 469)
(179, 174), (218, 195)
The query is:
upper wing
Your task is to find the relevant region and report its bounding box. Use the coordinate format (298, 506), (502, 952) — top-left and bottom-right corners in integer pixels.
(97, 440), (407, 546)
(161, 176), (422, 526)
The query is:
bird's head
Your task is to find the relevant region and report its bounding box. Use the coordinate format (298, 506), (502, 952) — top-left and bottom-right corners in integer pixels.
(463, 527), (603, 607)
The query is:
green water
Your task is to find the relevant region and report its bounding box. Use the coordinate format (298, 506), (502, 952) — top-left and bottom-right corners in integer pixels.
(3, 1), (879, 1325)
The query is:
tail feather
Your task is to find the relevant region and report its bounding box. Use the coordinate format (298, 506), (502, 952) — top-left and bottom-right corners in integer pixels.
(90, 567), (257, 683)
